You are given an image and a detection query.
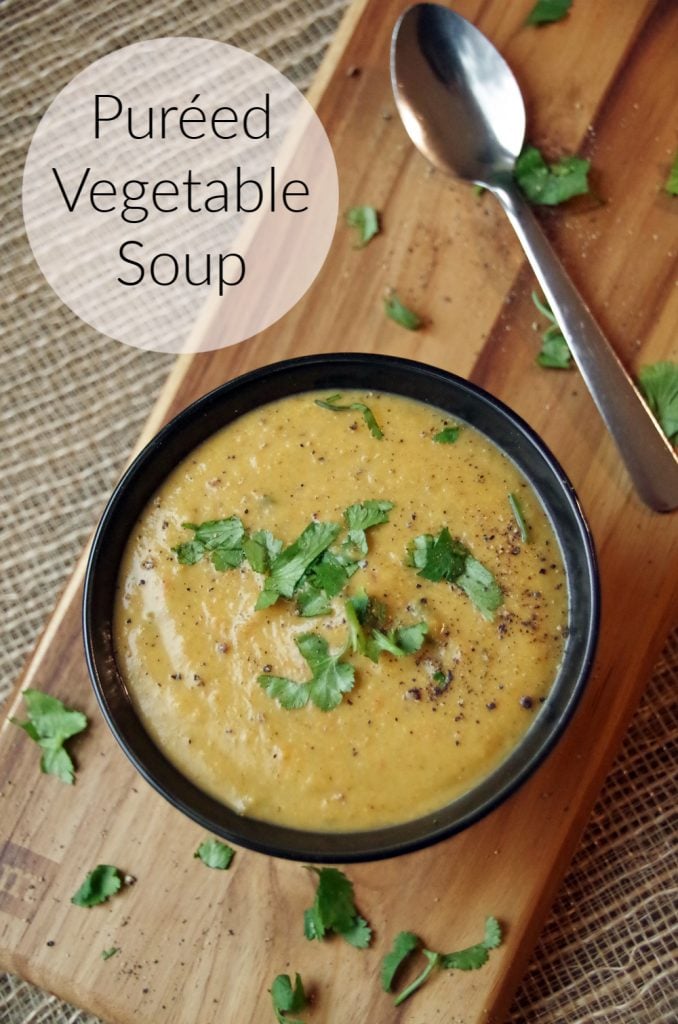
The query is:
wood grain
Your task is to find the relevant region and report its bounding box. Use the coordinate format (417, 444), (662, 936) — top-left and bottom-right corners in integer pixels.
(2, 1), (677, 1022)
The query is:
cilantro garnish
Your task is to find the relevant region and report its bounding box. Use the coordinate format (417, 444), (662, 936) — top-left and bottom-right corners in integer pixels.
(433, 426), (460, 444)
(515, 145), (590, 206)
(407, 529), (503, 620)
(531, 292), (572, 369)
(346, 594), (427, 662)
(101, 947), (120, 961)
(638, 361), (678, 443)
(260, 634), (355, 711)
(303, 867), (372, 948)
(508, 493), (529, 543)
(526, 0), (572, 26)
(194, 838), (235, 870)
(71, 865), (123, 908)
(346, 205), (380, 246)
(343, 499), (394, 554)
(384, 291), (423, 330)
(242, 530), (283, 574)
(173, 516), (246, 569)
(665, 152), (678, 197)
(314, 393), (384, 439)
(11, 690), (87, 785)
(382, 917), (502, 1006)
(270, 973), (308, 1024)
(260, 521), (341, 606)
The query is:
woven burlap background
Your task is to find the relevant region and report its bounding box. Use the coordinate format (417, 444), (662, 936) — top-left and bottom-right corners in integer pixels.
(1, 1), (676, 1021)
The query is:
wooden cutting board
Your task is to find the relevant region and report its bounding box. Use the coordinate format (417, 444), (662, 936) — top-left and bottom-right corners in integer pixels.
(2, 1), (677, 1021)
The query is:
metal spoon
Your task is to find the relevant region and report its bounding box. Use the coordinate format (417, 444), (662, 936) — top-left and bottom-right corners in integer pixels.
(391, 2), (678, 512)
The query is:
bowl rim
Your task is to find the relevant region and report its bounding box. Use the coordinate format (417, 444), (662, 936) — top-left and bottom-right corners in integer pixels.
(82, 352), (600, 862)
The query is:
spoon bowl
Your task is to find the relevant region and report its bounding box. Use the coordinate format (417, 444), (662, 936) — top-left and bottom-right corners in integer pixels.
(391, 3), (678, 512)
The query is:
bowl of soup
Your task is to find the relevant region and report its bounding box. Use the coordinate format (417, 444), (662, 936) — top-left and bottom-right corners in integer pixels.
(83, 353), (599, 861)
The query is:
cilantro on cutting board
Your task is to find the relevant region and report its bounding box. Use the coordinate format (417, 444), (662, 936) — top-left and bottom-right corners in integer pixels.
(515, 145), (590, 206)
(194, 838), (235, 870)
(259, 634), (355, 712)
(10, 689), (87, 784)
(71, 865), (123, 908)
(525, 0), (572, 26)
(531, 291), (572, 369)
(384, 290), (423, 330)
(381, 916), (502, 1006)
(346, 205), (380, 246)
(665, 152), (678, 196)
(270, 973), (308, 1024)
(638, 361), (678, 443)
(303, 867), (372, 948)
(314, 393), (384, 438)
(407, 528), (503, 620)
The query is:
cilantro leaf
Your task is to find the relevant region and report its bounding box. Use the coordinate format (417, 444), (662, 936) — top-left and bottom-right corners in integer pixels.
(366, 622), (428, 662)
(101, 947), (120, 960)
(384, 291), (422, 330)
(270, 973), (307, 1024)
(259, 633), (354, 712)
(11, 690), (87, 785)
(531, 292), (573, 369)
(407, 530), (503, 619)
(315, 393), (384, 439)
(515, 146), (590, 205)
(508, 492), (529, 543)
(243, 530), (283, 574)
(381, 931), (421, 991)
(295, 585), (333, 617)
(665, 152), (678, 196)
(433, 426), (460, 444)
(304, 867), (372, 947)
(343, 500), (394, 553)
(266, 521), (341, 600)
(173, 516), (246, 570)
(71, 865), (123, 908)
(638, 361), (678, 443)
(346, 205), (380, 246)
(441, 917), (503, 970)
(306, 550), (354, 599)
(384, 917), (502, 1006)
(526, 0), (572, 26)
(194, 838), (235, 870)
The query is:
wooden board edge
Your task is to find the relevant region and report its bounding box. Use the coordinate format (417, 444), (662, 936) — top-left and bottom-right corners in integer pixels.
(0, 0), (372, 730)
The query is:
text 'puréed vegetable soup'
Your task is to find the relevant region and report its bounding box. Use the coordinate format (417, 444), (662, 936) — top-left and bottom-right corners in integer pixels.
(113, 390), (568, 831)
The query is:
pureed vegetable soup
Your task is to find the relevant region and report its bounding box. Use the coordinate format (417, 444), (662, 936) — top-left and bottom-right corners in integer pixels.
(113, 391), (568, 831)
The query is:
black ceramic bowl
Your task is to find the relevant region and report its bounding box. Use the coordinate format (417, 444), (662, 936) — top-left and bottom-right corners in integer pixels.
(83, 353), (599, 862)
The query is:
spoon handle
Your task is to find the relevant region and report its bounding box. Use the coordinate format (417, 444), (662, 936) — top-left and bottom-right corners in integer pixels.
(491, 179), (678, 512)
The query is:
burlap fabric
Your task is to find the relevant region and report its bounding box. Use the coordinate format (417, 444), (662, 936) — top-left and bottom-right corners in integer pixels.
(1, 1), (675, 1021)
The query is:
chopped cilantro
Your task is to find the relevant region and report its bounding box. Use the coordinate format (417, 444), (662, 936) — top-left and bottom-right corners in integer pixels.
(638, 361), (678, 443)
(10, 689), (87, 785)
(259, 633), (355, 711)
(303, 867), (372, 948)
(295, 585), (333, 618)
(346, 205), (380, 246)
(508, 493), (529, 542)
(526, 0), (572, 26)
(270, 973), (307, 1024)
(515, 145), (590, 206)
(264, 521), (341, 602)
(194, 838), (235, 870)
(101, 947), (120, 961)
(382, 917), (502, 1006)
(173, 516), (246, 569)
(315, 393), (384, 439)
(343, 499), (394, 554)
(384, 291), (423, 330)
(346, 594), (427, 662)
(665, 152), (678, 196)
(407, 529), (503, 619)
(243, 530), (283, 574)
(531, 292), (572, 369)
(71, 865), (123, 908)
(433, 426), (460, 444)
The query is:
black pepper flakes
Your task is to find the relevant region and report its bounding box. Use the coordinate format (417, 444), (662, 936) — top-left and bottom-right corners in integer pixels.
(520, 696), (534, 709)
